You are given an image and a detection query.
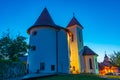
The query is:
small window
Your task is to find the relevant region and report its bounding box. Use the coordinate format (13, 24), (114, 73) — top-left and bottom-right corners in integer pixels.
(32, 46), (36, 51)
(40, 63), (45, 70)
(70, 65), (71, 68)
(89, 58), (93, 69)
(95, 58), (98, 69)
(73, 66), (75, 71)
(33, 31), (37, 36)
(69, 50), (71, 56)
(27, 64), (29, 73)
(51, 65), (55, 71)
(79, 31), (82, 42)
(71, 34), (74, 42)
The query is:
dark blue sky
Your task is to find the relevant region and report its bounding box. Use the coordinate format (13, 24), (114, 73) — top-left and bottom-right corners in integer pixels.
(0, 0), (120, 62)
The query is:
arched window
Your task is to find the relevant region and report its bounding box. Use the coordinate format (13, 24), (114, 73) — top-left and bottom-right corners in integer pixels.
(89, 58), (93, 69)
(79, 31), (82, 42)
(95, 58), (98, 69)
(70, 34), (74, 42)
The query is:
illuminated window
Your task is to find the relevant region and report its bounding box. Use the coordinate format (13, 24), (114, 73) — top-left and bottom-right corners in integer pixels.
(51, 65), (55, 71)
(33, 31), (37, 36)
(89, 58), (93, 69)
(40, 63), (45, 70)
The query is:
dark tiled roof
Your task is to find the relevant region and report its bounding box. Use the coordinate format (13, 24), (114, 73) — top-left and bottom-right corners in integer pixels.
(98, 63), (104, 70)
(33, 7), (56, 27)
(103, 61), (112, 67)
(27, 8), (63, 34)
(67, 16), (83, 28)
(82, 46), (98, 56)
(99, 61), (113, 70)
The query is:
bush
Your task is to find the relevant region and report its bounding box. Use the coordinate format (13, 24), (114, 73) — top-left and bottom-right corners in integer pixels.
(0, 61), (26, 79)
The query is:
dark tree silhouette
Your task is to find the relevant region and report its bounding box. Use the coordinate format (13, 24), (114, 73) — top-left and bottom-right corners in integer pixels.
(0, 30), (28, 61)
(110, 51), (120, 67)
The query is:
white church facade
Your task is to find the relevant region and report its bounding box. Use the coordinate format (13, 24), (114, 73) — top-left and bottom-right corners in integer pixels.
(27, 8), (99, 74)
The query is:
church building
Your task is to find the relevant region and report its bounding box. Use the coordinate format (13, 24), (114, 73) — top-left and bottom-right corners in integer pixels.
(27, 8), (99, 74)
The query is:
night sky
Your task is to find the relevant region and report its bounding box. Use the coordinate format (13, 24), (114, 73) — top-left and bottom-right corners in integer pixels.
(0, 0), (120, 62)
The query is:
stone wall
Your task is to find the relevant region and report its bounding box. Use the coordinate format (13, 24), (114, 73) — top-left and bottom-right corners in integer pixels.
(0, 61), (26, 79)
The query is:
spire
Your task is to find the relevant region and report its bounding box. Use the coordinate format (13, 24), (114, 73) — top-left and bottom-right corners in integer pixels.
(105, 54), (108, 58)
(104, 53), (109, 62)
(67, 16), (83, 28)
(33, 7), (56, 27)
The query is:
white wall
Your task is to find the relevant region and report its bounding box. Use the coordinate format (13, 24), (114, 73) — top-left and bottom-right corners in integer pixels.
(76, 27), (84, 73)
(84, 55), (96, 73)
(28, 27), (57, 73)
(58, 29), (70, 73)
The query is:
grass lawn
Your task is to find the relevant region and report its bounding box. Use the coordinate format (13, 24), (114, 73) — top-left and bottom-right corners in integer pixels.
(100, 75), (120, 80)
(36, 74), (108, 80)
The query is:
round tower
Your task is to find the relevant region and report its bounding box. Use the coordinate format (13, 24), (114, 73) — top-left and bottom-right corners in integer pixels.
(27, 8), (60, 73)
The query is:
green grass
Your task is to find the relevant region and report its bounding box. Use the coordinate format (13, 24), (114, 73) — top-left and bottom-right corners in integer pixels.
(36, 74), (108, 80)
(100, 75), (120, 79)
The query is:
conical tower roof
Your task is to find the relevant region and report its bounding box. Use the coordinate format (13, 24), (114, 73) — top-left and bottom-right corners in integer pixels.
(67, 16), (83, 28)
(33, 7), (56, 26)
(27, 8), (62, 34)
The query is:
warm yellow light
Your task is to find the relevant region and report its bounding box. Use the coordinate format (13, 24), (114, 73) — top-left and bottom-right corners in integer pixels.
(67, 31), (80, 74)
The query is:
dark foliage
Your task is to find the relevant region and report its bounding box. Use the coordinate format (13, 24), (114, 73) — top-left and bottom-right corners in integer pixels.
(0, 30), (28, 61)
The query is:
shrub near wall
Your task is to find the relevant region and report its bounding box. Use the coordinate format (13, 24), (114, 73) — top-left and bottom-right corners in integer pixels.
(0, 60), (26, 79)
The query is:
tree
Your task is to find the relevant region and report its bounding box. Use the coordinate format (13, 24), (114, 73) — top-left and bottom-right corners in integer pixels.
(0, 30), (28, 61)
(110, 51), (120, 67)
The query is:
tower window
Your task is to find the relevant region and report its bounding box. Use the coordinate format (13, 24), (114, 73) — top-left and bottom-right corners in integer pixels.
(73, 66), (75, 71)
(32, 46), (36, 51)
(51, 65), (55, 71)
(79, 31), (82, 42)
(69, 50), (71, 56)
(40, 63), (45, 70)
(27, 64), (29, 73)
(89, 58), (93, 69)
(33, 31), (37, 36)
(71, 34), (74, 42)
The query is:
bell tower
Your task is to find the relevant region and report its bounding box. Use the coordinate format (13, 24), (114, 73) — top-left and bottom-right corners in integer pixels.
(67, 16), (83, 74)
